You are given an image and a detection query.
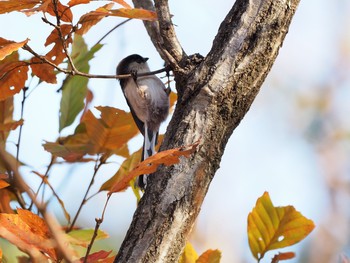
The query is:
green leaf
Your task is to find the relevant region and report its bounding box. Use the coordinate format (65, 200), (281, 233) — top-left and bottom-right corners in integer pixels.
(68, 229), (109, 248)
(59, 35), (103, 132)
(247, 192), (315, 261)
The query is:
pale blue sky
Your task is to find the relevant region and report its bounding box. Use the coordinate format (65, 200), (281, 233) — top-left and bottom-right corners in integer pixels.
(1, 1), (349, 262)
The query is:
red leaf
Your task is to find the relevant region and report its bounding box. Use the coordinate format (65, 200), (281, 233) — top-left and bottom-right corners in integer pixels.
(271, 252), (296, 262)
(80, 250), (113, 263)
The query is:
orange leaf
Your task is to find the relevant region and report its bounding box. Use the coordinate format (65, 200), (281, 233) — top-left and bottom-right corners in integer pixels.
(0, 209), (57, 260)
(0, 0), (40, 14)
(271, 252), (295, 262)
(30, 57), (57, 83)
(196, 249), (221, 263)
(109, 8), (157, 21)
(108, 141), (199, 193)
(46, 1), (73, 23)
(0, 180), (9, 189)
(0, 189), (13, 213)
(83, 106), (138, 152)
(112, 0), (132, 9)
(0, 38), (29, 61)
(0, 119), (23, 132)
(68, 0), (91, 7)
(45, 24), (73, 65)
(0, 52), (28, 101)
(75, 3), (115, 35)
(247, 192), (315, 261)
(0, 96), (14, 142)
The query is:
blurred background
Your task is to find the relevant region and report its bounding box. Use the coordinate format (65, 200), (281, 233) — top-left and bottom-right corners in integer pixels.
(1, 0), (350, 262)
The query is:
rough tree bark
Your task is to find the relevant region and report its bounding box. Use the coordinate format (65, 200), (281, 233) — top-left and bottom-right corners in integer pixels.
(114, 0), (301, 262)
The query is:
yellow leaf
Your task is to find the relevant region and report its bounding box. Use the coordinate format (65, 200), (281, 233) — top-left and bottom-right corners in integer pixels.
(196, 249), (221, 263)
(247, 192), (315, 261)
(179, 242), (198, 263)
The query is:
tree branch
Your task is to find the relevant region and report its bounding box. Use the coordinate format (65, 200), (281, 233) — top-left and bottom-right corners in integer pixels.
(114, 0), (301, 262)
(132, 0), (186, 71)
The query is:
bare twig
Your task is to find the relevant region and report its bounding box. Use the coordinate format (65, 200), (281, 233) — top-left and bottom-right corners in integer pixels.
(0, 149), (78, 262)
(67, 155), (105, 232)
(23, 44), (170, 79)
(83, 194), (111, 262)
(15, 86), (27, 165)
(94, 18), (132, 46)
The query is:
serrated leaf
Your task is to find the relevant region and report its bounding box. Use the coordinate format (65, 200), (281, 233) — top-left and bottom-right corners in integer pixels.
(0, 38), (28, 61)
(0, 209), (57, 260)
(108, 141), (199, 193)
(179, 242), (198, 263)
(247, 192), (315, 261)
(0, 0), (40, 14)
(68, 229), (109, 247)
(59, 35), (102, 132)
(0, 52), (28, 101)
(196, 249), (221, 263)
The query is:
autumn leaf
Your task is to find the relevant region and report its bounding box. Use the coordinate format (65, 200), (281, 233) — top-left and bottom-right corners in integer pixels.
(179, 242), (199, 263)
(271, 252), (295, 263)
(113, 0), (132, 9)
(247, 192), (315, 261)
(83, 106), (138, 153)
(68, 229), (109, 248)
(100, 147), (142, 192)
(68, 0), (91, 7)
(0, 180), (9, 189)
(0, 38), (29, 61)
(44, 24), (73, 65)
(30, 57), (57, 83)
(108, 8), (157, 21)
(0, 209), (57, 260)
(0, 96), (15, 142)
(0, 0), (40, 14)
(196, 249), (221, 263)
(75, 3), (115, 35)
(80, 250), (114, 263)
(59, 35), (102, 132)
(76, 4), (157, 34)
(0, 52), (28, 101)
(108, 141), (199, 193)
(46, 1), (73, 23)
(0, 189), (13, 213)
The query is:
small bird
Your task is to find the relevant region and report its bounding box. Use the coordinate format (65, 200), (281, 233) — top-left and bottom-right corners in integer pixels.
(117, 54), (170, 189)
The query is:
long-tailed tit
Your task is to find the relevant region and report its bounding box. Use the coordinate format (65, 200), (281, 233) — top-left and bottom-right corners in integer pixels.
(117, 54), (170, 189)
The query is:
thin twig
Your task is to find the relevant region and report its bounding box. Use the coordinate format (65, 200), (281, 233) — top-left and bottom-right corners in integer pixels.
(29, 155), (56, 211)
(23, 44), (170, 79)
(94, 18), (132, 46)
(67, 155), (105, 232)
(15, 86), (27, 165)
(83, 194), (111, 262)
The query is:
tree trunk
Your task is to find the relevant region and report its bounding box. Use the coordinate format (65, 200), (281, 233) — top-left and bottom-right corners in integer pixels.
(114, 0), (301, 262)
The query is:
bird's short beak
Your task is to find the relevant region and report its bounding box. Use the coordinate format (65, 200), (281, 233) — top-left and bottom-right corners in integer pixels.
(143, 57), (149, 62)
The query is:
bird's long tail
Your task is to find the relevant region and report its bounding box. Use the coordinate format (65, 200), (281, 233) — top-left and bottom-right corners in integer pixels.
(137, 123), (158, 189)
